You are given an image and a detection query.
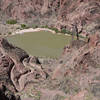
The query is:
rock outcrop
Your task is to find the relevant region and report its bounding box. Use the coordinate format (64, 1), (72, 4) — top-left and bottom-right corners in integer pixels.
(0, 38), (47, 93)
(0, 1), (100, 99)
(0, 0), (100, 34)
(52, 34), (100, 100)
(0, 84), (20, 100)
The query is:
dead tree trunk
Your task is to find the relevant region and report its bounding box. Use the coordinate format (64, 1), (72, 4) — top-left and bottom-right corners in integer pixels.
(74, 25), (79, 40)
(72, 22), (83, 40)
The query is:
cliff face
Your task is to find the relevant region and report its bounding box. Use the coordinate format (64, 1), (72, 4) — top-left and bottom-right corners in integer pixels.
(0, 0), (100, 34)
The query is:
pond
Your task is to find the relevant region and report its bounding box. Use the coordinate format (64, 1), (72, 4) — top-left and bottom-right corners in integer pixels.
(7, 31), (71, 58)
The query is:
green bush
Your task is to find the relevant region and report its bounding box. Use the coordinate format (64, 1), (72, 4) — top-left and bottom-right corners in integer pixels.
(50, 27), (59, 33)
(6, 19), (17, 24)
(21, 24), (28, 29)
(61, 29), (67, 34)
(35, 25), (38, 28)
(8, 32), (12, 35)
(41, 25), (49, 28)
(32, 24), (38, 28)
(61, 28), (74, 35)
(41, 25), (59, 33)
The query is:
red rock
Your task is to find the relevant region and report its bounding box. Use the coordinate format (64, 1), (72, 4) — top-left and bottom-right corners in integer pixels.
(88, 34), (100, 47)
(0, 55), (14, 74)
(64, 91), (87, 100)
(0, 0), (100, 33)
(70, 90), (87, 100)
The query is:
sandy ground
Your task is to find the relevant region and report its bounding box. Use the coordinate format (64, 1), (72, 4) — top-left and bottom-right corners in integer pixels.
(12, 28), (56, 35)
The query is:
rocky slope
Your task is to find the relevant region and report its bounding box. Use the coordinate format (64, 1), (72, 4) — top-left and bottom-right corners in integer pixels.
(0, 0), (100, 100)
(52, 34), (100, 100)
(0, 0), (100, 34)
(0, 34), (100, 100)
(0, 38), (49, 100)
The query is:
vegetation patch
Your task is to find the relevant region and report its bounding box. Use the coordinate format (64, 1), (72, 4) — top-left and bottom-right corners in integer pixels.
(41, 25), (73, 34)
(8, 32), (12, 35)
(21, 24), (29, 29)
(61, 28), (72, 34)
(32, 24), (38, 29)
(6, 19), (17, 24)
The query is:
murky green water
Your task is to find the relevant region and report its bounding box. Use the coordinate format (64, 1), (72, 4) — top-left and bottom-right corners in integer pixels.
(7, 31), (71, 58)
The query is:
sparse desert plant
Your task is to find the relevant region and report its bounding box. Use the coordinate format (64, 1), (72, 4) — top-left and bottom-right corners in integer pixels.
(41, 25), (60, 33)
(21, 24), (28, 29)
(61, 28), (67, 34)
(50, 27), (59, 33)
(35, 25), (38, 28)
(32, 24), (38, 28)
(41, 25), (49, 28)
(8, 32), (12, 35)
(60, 28), (73, 35)
(6, 19), (17, 24)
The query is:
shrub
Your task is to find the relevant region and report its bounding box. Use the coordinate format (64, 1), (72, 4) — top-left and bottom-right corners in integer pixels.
(61, 29), (67, 34)
(41, 25), (49, 28)
(32, 24), (38, 28)
(35, 25), (38, 28)
(61, 28), (72, 34)
(21, 24), (28, 29)
(8, 32), (12, 35)
(6, 19), (17, 24)
(41, 25), (60, 33)
(50, 27), (59, 33)
(16, 27), (21, 30)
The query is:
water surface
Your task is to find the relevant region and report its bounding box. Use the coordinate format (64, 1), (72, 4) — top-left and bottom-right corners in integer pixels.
(7, 31), (71, 58)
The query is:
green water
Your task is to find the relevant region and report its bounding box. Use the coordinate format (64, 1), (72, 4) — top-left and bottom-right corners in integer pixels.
(7, 31), (71, 58)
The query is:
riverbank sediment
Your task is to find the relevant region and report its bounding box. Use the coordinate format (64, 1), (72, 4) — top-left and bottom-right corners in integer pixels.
(12, 28), (56, 35)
